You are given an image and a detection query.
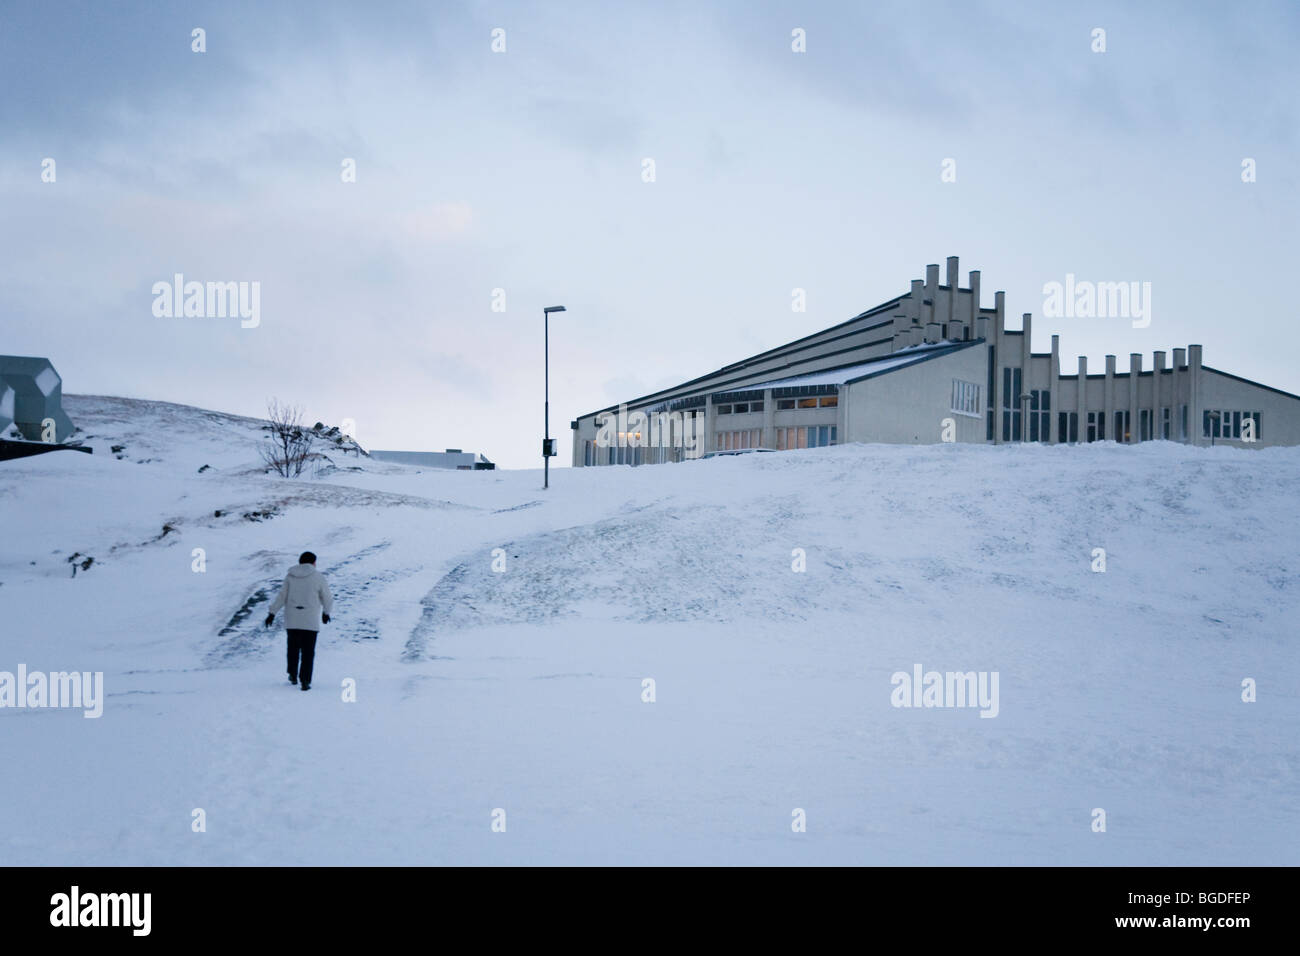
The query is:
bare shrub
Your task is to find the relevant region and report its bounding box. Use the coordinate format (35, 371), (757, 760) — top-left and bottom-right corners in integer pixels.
(260, 399), (315, 478)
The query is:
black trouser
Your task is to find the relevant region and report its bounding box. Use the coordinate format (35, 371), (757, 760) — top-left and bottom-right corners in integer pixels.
(286, 629), (318, 684)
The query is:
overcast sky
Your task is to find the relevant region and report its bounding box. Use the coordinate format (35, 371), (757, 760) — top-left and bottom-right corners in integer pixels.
(2, 1), (1297, 468)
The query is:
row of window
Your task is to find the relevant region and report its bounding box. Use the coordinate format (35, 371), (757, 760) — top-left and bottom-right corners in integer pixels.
(586, 441), (649, 466)
(777, 395), (837, 411)
(775, 426), (837, 450)
(998, 374), (1054, 442)
(996, 371), (1235, 445)
(715, 395), (839, 413)
(1204, 410), (1261, 440)
(1067, 406), (1193, 443)
(581, 422), (839, 464)
(717, 429), (762, 451)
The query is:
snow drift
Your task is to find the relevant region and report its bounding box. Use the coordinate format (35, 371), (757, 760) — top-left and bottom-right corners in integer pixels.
(0, 394), (1296, 865)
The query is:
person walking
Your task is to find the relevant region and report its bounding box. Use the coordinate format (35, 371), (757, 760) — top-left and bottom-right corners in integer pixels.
(264, 551), (333, 691)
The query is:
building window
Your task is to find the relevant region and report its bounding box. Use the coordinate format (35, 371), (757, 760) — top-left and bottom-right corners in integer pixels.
(950, 379), (981, 418)
(810, 426), (834, 448)
(750, 401), (764, 412)
(777, 399), (795, 410)
(1001, 367), (1022, 441)
(1114, 410), (1131, 443)
(775, 426), (836, 450)
(819, 395), (838, 408)
(1058, 411), (1078, 443)
(1203, 410), (1262, 441)
(1139, 409), (1152, 442)
(733, 403), (748, 413)
(716, 405), (732, 415)
(1180, 405), (1188, 440)
(776, 427), (804, 450)
(1086, 411), (1104, 443)
(797, 397), (819, 409)
(986, 346), (995, 441)
(1160, 407), (1171, 440)
(718, 429), (762, 451)
(1028, 390), (1050, 442)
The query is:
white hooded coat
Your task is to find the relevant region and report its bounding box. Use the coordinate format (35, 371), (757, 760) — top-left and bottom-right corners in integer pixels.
(269, 563), (334, 632)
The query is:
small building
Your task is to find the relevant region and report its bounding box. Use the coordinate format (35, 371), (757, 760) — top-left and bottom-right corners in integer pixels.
(0, 355), (75, 442)
(571, 258), (1300, 466)
(369, 448), (496, 470)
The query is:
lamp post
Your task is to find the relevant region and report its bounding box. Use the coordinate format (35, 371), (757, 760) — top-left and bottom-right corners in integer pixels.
(543, 305), (566, 489)
(1208, 410), (1220, 447)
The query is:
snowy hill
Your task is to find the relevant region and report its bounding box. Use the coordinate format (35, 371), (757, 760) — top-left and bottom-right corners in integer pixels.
(1, 394), (1297, 865)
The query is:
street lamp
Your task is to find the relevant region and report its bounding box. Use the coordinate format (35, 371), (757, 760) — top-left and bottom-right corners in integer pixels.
(1208, 410), (1220, 447)
(543, 305), (566, 489)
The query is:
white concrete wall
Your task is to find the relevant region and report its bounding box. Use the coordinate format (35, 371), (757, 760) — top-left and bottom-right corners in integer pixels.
(843, 345), (988, 444)
(1198, 370), (1300, 447)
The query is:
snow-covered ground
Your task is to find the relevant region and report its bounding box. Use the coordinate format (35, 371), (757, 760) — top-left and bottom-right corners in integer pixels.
(1, 394), (1296, 865)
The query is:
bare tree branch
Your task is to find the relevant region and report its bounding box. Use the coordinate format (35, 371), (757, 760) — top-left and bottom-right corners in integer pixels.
(262, 399), (314, 477)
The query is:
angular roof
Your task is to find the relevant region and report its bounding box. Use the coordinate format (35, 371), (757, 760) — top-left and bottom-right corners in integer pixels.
(576, 296), (909, 419)
(752, 340), (977, 389)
